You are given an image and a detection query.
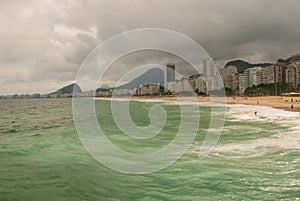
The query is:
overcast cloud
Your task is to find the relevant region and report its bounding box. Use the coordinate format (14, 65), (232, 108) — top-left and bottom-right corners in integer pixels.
(1, 0), (300, 94)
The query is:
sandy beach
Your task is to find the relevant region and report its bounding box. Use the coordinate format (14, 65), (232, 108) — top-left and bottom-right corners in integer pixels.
(225, 96), (300, 112)
(132, 96), (300, 112)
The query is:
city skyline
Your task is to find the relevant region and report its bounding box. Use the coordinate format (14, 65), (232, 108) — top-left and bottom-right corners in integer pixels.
(3, 51), (300, 98)
(1, 0), (300, 94)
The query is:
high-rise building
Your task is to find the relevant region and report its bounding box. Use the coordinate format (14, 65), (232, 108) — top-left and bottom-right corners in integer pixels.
(224, 74), (238, 91)
(219, 65), (238, 92)
(286, 67), (296, 87)
(249, 67), (263, 86)
(202, 58), (222, 91)
(165, 63), (175, 82)
(286, 64), (300, 88)
(238, 69), (250, 95)
(164, 63), (176, 92)
(203, 58), (216, 77)
(262, 65), (275, 84)
(274, 61), (288, 83)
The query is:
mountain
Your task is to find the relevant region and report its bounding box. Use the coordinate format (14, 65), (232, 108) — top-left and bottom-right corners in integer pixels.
(116, 68), (164, 89)
(56, 83), (82, 94)
(96, 88), (109, 92)
(225, 60), (252, 73)
(225, 60), (273, 73)
(252, 63), (273, 67)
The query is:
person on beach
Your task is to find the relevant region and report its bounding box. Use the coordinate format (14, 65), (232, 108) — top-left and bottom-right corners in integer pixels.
(254, 111), (257, 115)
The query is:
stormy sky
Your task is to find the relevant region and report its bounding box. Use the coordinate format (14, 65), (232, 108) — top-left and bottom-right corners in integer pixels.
(1, 0), (300, 94)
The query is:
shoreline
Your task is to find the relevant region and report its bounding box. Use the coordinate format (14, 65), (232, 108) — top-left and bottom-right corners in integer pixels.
(130, 96), (300, 113)
(5, 95), (299, 113)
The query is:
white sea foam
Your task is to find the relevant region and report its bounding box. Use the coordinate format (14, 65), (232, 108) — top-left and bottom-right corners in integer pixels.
(209, 102), (299, 157)
(213, 131), (300, 157)
(226, 104), (300, 126)
(211, 104), (300, 158)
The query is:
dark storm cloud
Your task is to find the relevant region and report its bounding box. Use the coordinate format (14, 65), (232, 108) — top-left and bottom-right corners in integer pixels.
(0, 0), (300, 94)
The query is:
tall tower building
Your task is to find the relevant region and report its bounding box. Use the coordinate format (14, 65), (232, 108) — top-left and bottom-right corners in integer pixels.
(164, 63), (176, 92)
(166, 63), (175, 82)
(203, 58), (216, 77)
(202, 58), (222, 91)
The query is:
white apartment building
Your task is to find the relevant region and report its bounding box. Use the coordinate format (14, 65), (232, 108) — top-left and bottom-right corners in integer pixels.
(262, 65), (275, 84)
(286, 64), (300, 88)
(238, 70), (250, 95)
(249, 67), (263, 86)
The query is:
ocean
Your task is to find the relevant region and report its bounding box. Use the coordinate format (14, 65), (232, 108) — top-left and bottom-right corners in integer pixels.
(0, 98), (299, 200)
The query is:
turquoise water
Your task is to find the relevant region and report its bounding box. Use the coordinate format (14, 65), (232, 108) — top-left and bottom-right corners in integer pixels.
(0, 99), (299, 200)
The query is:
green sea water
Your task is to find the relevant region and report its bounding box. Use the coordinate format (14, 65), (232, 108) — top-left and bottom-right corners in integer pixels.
(0, 99), (299, 201)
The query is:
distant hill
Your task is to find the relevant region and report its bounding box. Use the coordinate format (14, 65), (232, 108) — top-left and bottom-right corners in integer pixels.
(96, 88), (109, 92)
(225, 60), (273, 73)
(225, 60), (252, 73)
(57, 83), (82, 94)
(252, 63), (273, 67)
(116, 68), (164, 89)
